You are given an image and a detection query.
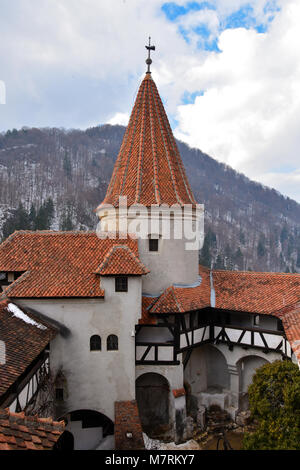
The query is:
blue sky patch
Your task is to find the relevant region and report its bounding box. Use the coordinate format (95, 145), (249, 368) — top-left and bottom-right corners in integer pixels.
(223, 3), (279, 33)
(161, 1), (280, 49)
(161, 2), (216, 21)
(182, 90), (204, 104)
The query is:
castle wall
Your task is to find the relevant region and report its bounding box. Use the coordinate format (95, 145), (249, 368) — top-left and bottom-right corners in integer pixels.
(18, 276), (142, 422)
(98, 207), (203, 295)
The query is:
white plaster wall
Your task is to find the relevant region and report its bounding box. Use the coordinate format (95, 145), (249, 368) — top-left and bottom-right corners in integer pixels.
(66, 421), (103, 450)
(136, 364), (184, 390)
(138, 236), (199, 295)
(18, 276), (142, 422)
(136, 327), (173, 342)
(98, 207), (203, 295)
(213, 343), (281, 367)
(238, 356), (268, 393)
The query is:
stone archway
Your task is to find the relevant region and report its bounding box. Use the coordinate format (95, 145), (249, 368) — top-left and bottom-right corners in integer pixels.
(237, 355), (269, 411)
(184, 344), (230, 393)
(60, 409), (114, 450)
(136, 373), (171, 438)
(184, 344), (230, 415)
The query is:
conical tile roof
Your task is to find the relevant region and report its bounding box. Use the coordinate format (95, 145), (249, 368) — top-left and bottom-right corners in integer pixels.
(101, 74), (196, 208)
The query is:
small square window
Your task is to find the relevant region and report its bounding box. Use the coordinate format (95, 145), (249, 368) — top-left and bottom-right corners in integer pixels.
(56, 388), (64, 401)
(149, 238), (159, 252)
(115, 276), (128, 292)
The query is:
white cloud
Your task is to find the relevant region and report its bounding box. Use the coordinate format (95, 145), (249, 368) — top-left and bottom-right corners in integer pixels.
(108, 112), (129, 126)
(174, 0), (300, 201)
(0, 0), (300, 202)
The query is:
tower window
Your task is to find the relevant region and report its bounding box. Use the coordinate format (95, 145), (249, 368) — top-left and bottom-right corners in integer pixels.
(56, 388), (64, 401)
(90, 335), (101, 351)
(115, 276), (128, 292)
(149, 238), (159, 252)
(107, 335), (118, 351)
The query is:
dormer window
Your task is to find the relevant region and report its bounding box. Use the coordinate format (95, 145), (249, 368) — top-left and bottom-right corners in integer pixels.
(115, 276), (128, 292)
(149, 238), (159, 252)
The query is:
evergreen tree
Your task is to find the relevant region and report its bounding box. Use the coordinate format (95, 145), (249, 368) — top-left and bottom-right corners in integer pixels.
(234, 247), (243, 269)
(224, 244), (234, 270)
(29, 204), (37, 230)
(296, 250), (300, 268)
(61, 213), (74, 231)
(35, 198), (54, 230)
(257, 235), (266, 258)
(63, 151), (72, 180)
(215, 253), (225, 270)
(280, 225), (288, 244)
(199, 229), (217, 268)
(60, 202), (74, 231)
(243, 361), (300, 450)
(239, 231), (246, 245)
(2, 203), (30, 240)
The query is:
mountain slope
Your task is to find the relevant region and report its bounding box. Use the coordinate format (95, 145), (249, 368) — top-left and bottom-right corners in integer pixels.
(0, 125), (299, 273)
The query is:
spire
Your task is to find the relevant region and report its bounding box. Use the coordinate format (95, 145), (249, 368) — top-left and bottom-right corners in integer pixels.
(100, 61), (196, 209)
(145, 37), (155, 74)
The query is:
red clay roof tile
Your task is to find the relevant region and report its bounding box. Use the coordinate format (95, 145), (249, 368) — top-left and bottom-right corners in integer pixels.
(96, 245), (149, 276)
(0, 409), (64, 450)
(0, 231), (142, 298)
(99, 74), (196, 209)
(0, 300), (57, 397)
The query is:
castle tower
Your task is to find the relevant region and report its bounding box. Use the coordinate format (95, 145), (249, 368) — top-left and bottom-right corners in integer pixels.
(97, 43), (203, 294)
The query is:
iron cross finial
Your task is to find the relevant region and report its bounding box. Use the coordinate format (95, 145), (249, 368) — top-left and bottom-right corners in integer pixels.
(145, 36), (155, 74)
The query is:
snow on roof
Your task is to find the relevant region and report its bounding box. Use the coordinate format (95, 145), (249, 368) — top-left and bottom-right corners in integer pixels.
(7, 303), (47, 330)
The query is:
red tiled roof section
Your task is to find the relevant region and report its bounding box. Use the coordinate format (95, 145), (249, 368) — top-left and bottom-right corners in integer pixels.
(0, 231), (140, 298)
(0, 300), (57, 397)
(149, 266), (211, 314)
(212, 270), (300, 314)
(275, 303), (300, 365)
(114, 400), (144, 450)
(96, 245), (149, 276)
(0, 408), (64, 450)
(139, 296), (158, 325)
(99, 74), (196, 209)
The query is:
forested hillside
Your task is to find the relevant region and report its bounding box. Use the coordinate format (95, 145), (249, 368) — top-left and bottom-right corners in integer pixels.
(1, 125), (299, 273)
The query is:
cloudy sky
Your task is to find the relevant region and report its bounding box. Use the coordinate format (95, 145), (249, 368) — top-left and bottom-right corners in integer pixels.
(0, 0), (299, 202)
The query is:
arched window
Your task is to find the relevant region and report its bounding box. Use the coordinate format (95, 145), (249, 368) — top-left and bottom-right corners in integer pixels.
(107, 335), (118, 351)
(90, 335), (101, 351)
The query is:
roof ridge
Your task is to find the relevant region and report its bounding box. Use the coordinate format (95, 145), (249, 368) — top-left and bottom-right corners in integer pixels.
(96, 244), (149, 276)
(212, 268), (300, 276)
(2, 270), (31, 296)
(1, 408), (65, 428)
